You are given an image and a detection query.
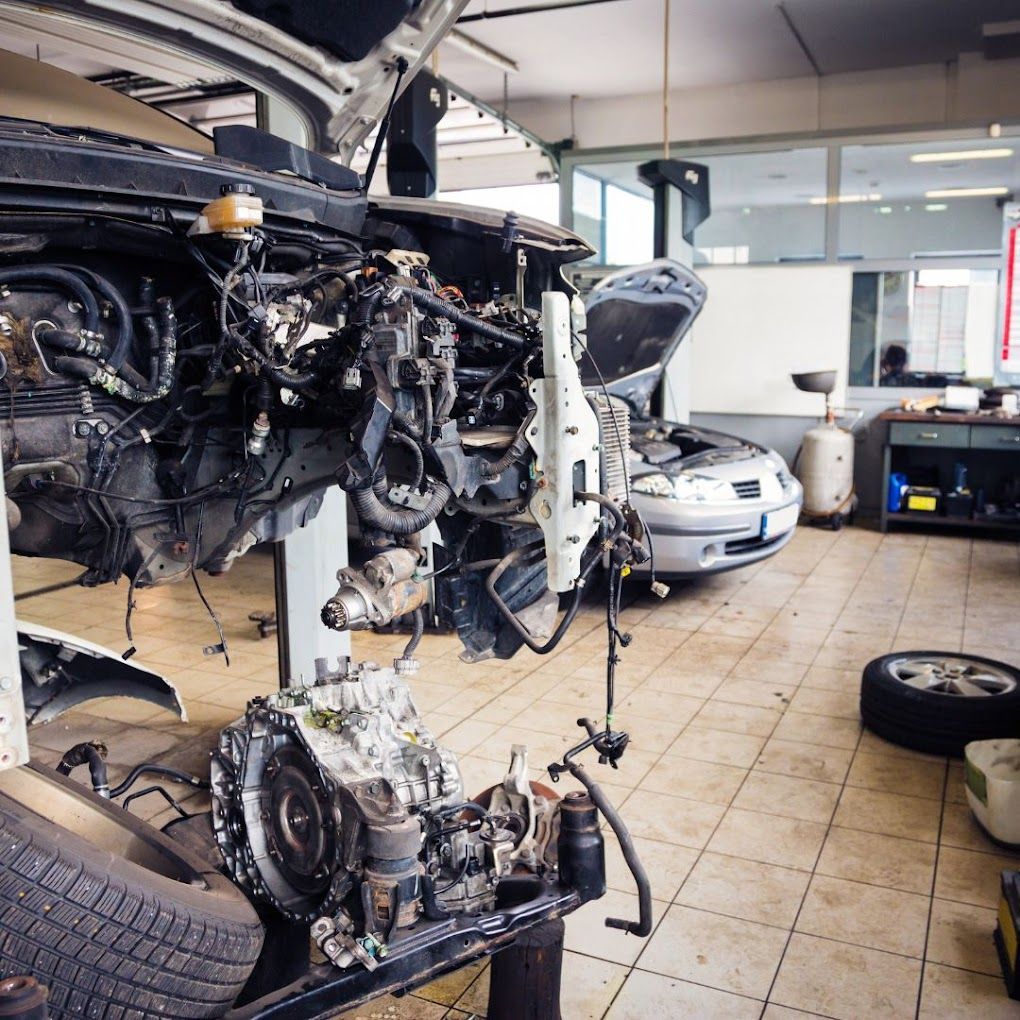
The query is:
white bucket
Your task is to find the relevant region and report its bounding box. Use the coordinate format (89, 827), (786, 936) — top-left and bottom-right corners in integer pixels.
(965, 739), (1020, 846)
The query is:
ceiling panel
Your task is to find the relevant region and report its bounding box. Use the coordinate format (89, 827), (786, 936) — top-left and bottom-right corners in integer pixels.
(784, 0), (1019, 74)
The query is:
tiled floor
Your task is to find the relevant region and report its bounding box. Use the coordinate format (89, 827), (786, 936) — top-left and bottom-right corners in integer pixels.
(12, 526), (1020, 1019)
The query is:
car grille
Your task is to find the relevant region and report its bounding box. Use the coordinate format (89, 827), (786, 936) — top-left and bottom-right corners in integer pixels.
(725, 533), (785, 554)
(776, 468), (794, 490)
(732, 479), (762, 500)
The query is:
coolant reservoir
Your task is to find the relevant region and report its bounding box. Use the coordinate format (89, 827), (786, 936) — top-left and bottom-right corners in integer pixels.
(798, 421), (854, 515)
(188, 183), (263, 238)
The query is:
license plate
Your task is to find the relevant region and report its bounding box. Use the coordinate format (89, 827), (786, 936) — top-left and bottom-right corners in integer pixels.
(762, 503), (799, 539)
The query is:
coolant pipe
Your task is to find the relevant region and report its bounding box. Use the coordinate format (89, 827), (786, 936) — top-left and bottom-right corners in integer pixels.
(394, 285), (530, 350)
(560, 759), (652, 937)
(56, 741), (110, 798)
(0, 266), (100, 335)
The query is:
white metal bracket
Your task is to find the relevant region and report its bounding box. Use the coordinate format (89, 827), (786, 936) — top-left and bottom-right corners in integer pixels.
(525, 291), (601, 592)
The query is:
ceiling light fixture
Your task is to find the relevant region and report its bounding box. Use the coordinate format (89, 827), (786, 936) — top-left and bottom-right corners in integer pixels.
(925, 203), (948, 212)
(808, 193), (882, 205)
(911, 148), (1013, 163)
(925, 186), (1010, 198)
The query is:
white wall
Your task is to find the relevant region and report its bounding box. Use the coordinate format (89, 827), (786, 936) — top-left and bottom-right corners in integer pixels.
(507, 56), (1020, 152)
(689, 266), (853, 416)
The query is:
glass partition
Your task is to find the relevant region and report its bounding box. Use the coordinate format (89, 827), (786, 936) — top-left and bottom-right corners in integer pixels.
(838, 137), (1020, 259)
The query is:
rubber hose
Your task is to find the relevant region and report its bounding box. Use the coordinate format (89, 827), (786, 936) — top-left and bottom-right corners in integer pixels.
(350, 480), (452, 536)
(38, 327), (110, 361)
(402, 607), (424, 659)
(0, 267), (100, 334)
(56, 742), (110, 797)
(394, 285), (529, 350)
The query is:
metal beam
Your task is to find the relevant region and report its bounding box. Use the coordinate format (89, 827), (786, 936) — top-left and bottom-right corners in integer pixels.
(438, 75), (561, 172)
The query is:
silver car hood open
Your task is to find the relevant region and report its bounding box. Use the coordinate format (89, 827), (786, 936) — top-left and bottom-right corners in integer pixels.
(583, 260), (708, 416)
(0, 0), (468, 159)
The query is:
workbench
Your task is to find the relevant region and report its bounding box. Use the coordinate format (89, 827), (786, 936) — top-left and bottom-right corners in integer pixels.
(879, 410), (1020, 534)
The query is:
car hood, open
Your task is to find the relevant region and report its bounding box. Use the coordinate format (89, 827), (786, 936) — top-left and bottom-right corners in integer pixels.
(582, 259), (707, 416)
(1, 0), (468, 159)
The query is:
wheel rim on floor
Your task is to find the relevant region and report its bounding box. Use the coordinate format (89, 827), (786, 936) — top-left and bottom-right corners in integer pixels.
(887, 655), (1018, 698)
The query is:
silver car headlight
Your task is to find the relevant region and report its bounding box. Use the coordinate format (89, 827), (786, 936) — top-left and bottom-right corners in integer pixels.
(632, 471), (738, 503)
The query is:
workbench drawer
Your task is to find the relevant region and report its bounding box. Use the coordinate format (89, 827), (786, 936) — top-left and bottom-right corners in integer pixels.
(970, 424), (1020, 451)
(889, 422), (969, 448)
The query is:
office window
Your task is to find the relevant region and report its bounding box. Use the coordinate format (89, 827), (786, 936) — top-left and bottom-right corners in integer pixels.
(848, 269), (999, 386)
(838, 138), (1020, 259)
(571, 163), (654, 264)
(690, 148), (828, 265)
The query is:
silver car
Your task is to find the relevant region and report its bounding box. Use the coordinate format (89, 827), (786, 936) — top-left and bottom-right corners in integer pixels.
(583, 261), (803, 578)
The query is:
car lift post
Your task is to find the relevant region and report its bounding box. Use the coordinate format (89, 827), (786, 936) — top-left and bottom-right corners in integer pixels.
(274, 487), (351, 686)
(636, 158), (710, 423)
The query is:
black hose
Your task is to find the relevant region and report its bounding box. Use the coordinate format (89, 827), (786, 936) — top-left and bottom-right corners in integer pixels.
(51, 297), (178, 403)
(484, 491), (627, 655)
(402, 608), (424, 659)
(479, 415), (533, 479)
(388, 430), (425, 489)
(73, 266), (135, 371)
(393, 285), (530, 350)
(38, 327), (110, 361)
(109, 762), (210, 799)
(350, 479), (452, 536)
(563, 760), (652, 937)
(0, 266), (100, 334)
(56, 742), (110, 798)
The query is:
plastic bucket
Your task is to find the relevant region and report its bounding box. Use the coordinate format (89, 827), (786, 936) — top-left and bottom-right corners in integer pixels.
(965, 739), (1020, 847)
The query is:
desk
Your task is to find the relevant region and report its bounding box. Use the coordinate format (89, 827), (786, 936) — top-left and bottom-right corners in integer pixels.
(879, 410), (1020, 533)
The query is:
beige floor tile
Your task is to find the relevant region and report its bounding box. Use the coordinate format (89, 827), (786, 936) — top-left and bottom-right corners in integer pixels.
(833, 786), (943, 843)
(665, 726), (767, 768)
(816, 827), (937, 894)
(731, 772), (841, 824)
(712, 678), (796, 711)
(771, 711), (861, 750)
(707, 807), (828, 871)
(692, 700), (785, 738)
(617, 789), (727, 848)
(605, 969), (763, 1020)
(935, 846), (1020, 909)
(941, 800), (1007, 854)
(754, 738), (853, 785)
(563, 888), (666, 965)
(729, 655), (808, 687)
(770, 933), (922, 1020)
(761, 1007), (830, 1020)
(639, 756), (747, 806)
(638, 903), (789, 998)
(787, 686), (860, 721)
(795, 874), (930, 957)
(918, 962), (1020, 1020)
(799, 665), (859, 692)
(846, 750), (946, 801)
(560, 952), (629, 1020)
(926, 898), (1001, 976)
(604, 836), (700, 901)
(856, 729), (946, 763)
(675, 851), (809, 928)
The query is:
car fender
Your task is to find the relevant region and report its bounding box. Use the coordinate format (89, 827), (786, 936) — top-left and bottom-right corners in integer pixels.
(17, 621), (185, 726)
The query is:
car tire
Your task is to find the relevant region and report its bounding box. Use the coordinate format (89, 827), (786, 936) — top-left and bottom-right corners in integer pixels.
(0, 764), (263, 1018)
(860, 651), (1020, 756)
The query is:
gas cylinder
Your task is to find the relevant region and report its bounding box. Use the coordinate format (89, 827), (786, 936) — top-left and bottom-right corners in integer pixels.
(797, 421), (854, 516)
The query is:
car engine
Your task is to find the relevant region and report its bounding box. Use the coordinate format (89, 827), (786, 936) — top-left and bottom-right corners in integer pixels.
(0, 124), (653, 1005)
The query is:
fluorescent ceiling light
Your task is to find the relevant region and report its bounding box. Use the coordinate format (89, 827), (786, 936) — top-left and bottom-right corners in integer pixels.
(925, 203), (948, 212)
(925, 186), (1010, 198)
(808, 193), (881, 205)
(911, 148), (1013, 163)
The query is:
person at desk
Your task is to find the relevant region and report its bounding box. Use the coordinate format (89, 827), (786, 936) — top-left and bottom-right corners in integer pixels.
(880, 343), (908, 384)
